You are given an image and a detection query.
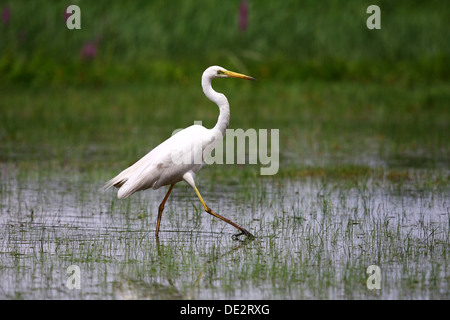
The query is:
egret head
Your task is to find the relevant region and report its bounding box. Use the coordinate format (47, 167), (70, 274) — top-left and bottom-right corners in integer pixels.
(204, 66), (256, 81)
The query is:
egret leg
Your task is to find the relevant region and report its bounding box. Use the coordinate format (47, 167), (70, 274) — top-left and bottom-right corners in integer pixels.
(155, 183), (175, 237)
(193, 186), (254, 239)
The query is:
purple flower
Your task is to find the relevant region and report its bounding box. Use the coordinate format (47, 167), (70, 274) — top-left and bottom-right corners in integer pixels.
(238, 0), (248, 31)
(80, 42), (97, 60)
(80, 36), (102, 60)
(2, 6), (11, 26)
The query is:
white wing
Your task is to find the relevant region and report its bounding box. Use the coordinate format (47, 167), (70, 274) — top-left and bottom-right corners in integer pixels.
(104, 125), (221, 199)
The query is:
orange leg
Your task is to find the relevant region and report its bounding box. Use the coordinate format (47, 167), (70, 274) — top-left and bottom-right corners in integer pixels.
(193, 186), (254, 239)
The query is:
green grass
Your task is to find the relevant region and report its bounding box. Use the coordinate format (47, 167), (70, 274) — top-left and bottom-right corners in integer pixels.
(1, 1), (449, 86)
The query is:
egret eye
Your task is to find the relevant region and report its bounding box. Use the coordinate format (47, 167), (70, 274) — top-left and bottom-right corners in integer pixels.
(217, 70), (225, 75)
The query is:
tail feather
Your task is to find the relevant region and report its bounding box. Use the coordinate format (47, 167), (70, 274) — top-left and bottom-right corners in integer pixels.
(103, 177), (127, 191)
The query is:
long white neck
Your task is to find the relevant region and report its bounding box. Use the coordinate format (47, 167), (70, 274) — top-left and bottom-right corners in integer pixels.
(202, 75), (230, 138)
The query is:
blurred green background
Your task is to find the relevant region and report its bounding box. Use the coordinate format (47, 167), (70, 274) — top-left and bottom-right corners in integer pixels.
(1, 0), (449, 86)
(0, 0), (449, 176)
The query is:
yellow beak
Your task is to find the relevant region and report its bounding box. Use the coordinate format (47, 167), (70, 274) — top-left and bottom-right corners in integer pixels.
(223, 70), (256, 81)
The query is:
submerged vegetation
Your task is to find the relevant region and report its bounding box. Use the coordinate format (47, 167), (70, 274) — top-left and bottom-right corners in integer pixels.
(0, 167), (448, 299)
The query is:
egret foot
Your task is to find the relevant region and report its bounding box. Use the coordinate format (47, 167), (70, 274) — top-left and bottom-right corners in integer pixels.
(193, 186), (253, 240)
(232, 229), (255, 241)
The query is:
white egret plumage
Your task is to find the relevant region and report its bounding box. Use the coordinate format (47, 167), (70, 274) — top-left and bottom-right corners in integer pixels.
(104, 66), (255, 239)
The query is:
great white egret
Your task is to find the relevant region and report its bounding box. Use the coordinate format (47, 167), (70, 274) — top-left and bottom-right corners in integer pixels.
(104, 66), (255, 239)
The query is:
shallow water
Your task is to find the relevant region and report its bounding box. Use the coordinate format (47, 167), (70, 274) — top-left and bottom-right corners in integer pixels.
(0, 166), (448, 299)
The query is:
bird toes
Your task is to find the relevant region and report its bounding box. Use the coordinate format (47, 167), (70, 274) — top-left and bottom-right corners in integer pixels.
(232, 229), (255, 241)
